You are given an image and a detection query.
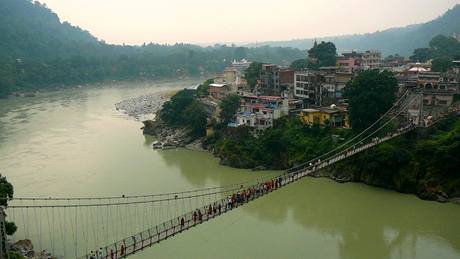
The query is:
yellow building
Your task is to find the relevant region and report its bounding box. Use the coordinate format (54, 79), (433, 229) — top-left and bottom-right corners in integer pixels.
(300, 107), (350, 128)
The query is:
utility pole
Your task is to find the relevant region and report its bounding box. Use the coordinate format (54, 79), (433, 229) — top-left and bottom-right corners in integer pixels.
(0, 207), (9, 259)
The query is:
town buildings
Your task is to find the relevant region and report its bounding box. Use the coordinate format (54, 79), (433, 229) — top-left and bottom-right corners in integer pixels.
(233, 94), (289, 133)
(204, 49), (459, 135)
(336, 50), (382, 72)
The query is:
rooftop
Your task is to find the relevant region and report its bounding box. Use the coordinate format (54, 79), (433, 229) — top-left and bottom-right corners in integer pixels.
(258, 96), (283, 101)
(209, 83), (228, 88)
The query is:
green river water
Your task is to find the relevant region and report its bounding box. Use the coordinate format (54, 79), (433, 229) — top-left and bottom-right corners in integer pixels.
(0, 81), (459, 259)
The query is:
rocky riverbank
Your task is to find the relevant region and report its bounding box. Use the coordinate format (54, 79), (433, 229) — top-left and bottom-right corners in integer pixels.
(142, 120), (200, 150)
(115, 91), (175, 120)
(10, 239), (58, 258)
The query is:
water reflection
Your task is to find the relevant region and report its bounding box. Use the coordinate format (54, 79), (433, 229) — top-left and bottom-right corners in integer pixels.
(156, 148), (460, 259)
(156, 147), (280, 189)
(244, 179), (460, 259)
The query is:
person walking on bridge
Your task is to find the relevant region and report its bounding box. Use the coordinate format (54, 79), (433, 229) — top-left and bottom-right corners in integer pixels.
(198, 209), (203, 222)
(120, 244), (125, 257)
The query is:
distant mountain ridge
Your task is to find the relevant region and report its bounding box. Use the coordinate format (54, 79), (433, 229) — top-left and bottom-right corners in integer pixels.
(246, 4), (460, 56)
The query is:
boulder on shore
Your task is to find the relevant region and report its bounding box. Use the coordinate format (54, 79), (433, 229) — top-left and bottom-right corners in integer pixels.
(11, 239), (34, 257)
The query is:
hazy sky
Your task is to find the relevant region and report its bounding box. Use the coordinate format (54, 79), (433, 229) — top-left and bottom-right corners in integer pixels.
(40, 0), (460, 45)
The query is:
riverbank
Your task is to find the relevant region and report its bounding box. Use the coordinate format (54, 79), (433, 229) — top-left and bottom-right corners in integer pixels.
(309, 118), (460, 204)
(9, 239), (57, 259)
(115, 90), (177, 120)
(132, 86), (460, 205)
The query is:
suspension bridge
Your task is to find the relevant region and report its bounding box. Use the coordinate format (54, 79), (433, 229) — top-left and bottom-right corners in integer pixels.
(1, 90), (458, 259)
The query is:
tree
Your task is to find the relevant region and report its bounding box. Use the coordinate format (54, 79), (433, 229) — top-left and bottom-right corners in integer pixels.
(0, 174), (17, 235)
(244, 62), (263, 88)
(5, 222), (17, 236)
(410, 35), (460, 68)
(183, 101), (207, 137)
(344, 70), (397, 131)
(307, 41), (337, 69)
(197, 79), (214, 97)
(432, 57), (454, 72)
(219, 94), (240, 123)
(0, 174), (13, 206)
(233, 47), (247, 61)
(410, 48), (433, 62)
(159, 89), (196, 126)
(290, 59), (309, 70)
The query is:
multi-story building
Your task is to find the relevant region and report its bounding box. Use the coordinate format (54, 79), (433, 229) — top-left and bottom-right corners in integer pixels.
(319, 67), (338, 105)
(259, 64), (280, 95)
(336, 50), (382, 71)
(294, 71), (322, 107)
(361, 50), (382, 69)
(234, 95), (289, 133)
(223, 67), (240, 93)
(279, 69), (295, 97)
(335, 70), (353, 100)
(336, 51), (362, 72)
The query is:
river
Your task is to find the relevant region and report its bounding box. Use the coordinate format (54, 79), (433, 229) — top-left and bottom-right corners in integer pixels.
(0, 81), (459, 259)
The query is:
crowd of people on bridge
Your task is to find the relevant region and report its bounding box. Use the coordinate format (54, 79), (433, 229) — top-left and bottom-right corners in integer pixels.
(188, 177), (285, 226)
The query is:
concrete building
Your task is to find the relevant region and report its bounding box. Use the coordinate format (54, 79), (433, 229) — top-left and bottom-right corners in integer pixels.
(294, 71), (322, 107)
(335, 70), (353, 99)
(361, 50), (382, 69)
(234, 95), (289, 133)
(231, 59), (251, 73)
(336, 51), (362, 72)
(279, 69), (295, 97)
(223, 67), (240, 93)
(208, 83), (230, 100)
(336, 50), (382, 71)
(259, 64), (280, 95)
(299, 106), (350, 128)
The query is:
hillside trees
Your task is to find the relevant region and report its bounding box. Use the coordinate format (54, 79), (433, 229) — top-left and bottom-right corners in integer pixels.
(344, 70), (397, 131)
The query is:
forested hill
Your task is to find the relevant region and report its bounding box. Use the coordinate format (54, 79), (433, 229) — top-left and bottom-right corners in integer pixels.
(0, 0), (101, 61)
(246, 4), (460, 56)
(0, 0), (304, 98)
